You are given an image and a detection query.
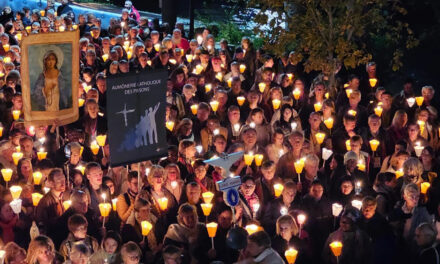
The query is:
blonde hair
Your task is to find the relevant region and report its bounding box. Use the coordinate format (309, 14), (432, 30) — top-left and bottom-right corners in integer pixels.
(177, 203), (198, 226)
(276, 214), (299, 236)
(26, 236), (55, 264)
(147, 165), (165, 185)
(164, 163), (181, 182)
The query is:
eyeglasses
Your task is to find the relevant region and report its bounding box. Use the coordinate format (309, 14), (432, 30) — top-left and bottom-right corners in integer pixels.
(127, 254), (140, 261)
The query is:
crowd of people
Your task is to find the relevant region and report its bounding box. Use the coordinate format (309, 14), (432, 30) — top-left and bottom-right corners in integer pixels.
(0, 1), (439, 263)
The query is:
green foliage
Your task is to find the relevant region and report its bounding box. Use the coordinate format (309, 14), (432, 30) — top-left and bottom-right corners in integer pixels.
(251, 0), (418, 92)
(196, 8), (259, 47)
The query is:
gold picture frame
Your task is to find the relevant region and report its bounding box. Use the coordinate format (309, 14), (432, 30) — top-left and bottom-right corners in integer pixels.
(21, 30), (79, 126)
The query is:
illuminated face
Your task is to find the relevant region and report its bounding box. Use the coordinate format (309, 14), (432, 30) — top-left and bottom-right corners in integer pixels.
(362, 205), (376, 219)
(341, 181), (353, 195)
(104, 238), (118, 254)
(86, 167), (103, 187)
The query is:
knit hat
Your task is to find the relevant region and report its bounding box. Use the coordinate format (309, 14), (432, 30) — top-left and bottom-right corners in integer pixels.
(344, 151), (358, 164)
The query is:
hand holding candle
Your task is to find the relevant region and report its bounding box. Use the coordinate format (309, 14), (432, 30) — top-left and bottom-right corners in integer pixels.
(274, 183), (284, 197)
(141, 220), (153, 236)
(202, 192), (214, 204)
(285, 248), (298, 264)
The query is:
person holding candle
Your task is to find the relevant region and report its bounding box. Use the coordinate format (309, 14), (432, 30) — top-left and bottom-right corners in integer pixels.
(120, 241), (142, 264)
(200, 115), (228, 153)
(265, 128), (289, 164)
(275, 130), (306, 180)
(16, 158), (33, 185)
(121, 198), (166, 264)
(246, 108), (271, 147)
(180, 182), (206, 223)
(405, 122), (428, 156)
(322, 208), (372, 264)
(18, 136), (35, 161)
(272, 104), (299, 136)
(163, 203), (212, 263)
(239, 176), (260, 220)
(35, 168), (68, 236)
(303, 112), (325, 155)
(272, 215), (311, 264)
(191, 159), (216, 194)
(163, 164), (184, 204)
(388, 183), (433, 263)
(335, 75), (360, 108)
(89, 231), (123, 264)
(116, 171), (139, 223)
(255, 160), (282, 206)
(385, 110), (408, 155)
(258, 181), (299, 236)
(398, 157), (424, 188)
(84, 162), (110, 219)
(59, 214), (99, 260)
(76, 99), (107, 146)
(176, 140), (196, 182)
(142, 165), (178, 222)
(332, 177), (355, 207)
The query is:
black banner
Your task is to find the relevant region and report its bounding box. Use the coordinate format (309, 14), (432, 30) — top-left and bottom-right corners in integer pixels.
(106, 70), (168, 166)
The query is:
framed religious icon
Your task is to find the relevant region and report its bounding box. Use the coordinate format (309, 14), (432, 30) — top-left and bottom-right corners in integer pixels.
(21, 30), (79, 126)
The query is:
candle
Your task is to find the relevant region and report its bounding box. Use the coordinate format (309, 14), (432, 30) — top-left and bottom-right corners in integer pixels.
(395, 168), (404, 179)
(157, 197), (168, 211)
(112, 198), (117, 211)
(101, 193), (107, 203)
(254, 154), (264, 166)
(324, 118), (334, 129)
(227, 78), (233, 88)
(90, 141), (100, 155)
(369, 78), (378, 87)
(407, 97), (415, 107)
(190, 104), (198, 115)
(344, 83), (349, 88)
(32, 193), (44, 206)
(345, 89), (353, 98)
(78, 98), (85, 107)
(0, 125), (3, 137)
(210, 101), (219, 112)
(252, 203), (260, 213)
(297, 214), (306, 225)
(195, 64), (204, 75)
(294, 158), (305, 174)
(96, 135), (107, 147)
(63, 200), (72, 211)
(43, 187), (50, 194)
(1, 168), (12, 182)
(315, 132), (326, 145)
(347, 109), (357, 116)
(72, 24), (78, 30)
(12, 110), (20, 121)
(280, 206), (288, 215)
(418, 120), (425, 135)
(245, 224), (260, 235)
(99, 202), (112, 217)
(332, 203), (343, 217)
(351, 200), (362, 210)
(274, 183), (284, 197)
(374, 106), (383, 117)
(258, 83), (266, 93)
(292, 88), (301, 100)
(414, 142), (424, 157)
(33, 172), (43, 185)
(357, 160), (366, 171)
(314, 102), (322, 112)
(40, 10), (45, 16)
(12, 152), (23, 165)
(345, 140), (351, 151)
(369, 139), (380, 152)
(244, 152), (255, 166)
(141, 220), (153, 236)
(186, 54), (193, 63)
(201, 203), (213, 216)
(272, 99), (281, 110)
(171, 181), (178, 189)
(15, 33), (22, 41)
(325, 92), (330, 99)
(287, 73), (294, 80)
(206, 222), (218, 238)
(421, 182), (431, 194)
(205, 83), (212, 93)
(26, 26), (31, 33)
(202, 191), (214, 204)
(154, 43), (161, 52)
(416, 96), (424, 107)
(239, 64), (246, 73)
(329, 241), (343, 257)
(165, 121), (175, 132)
(10, 185), (22, 200)
(285, 248), (298, 264)
(236, 96), (246, 106)
(215, 72), (223, 81)
(59, 26), (65, 32)
(127, 51), (133, 59)
(322, 148), (333, 161)
(233, 123), (241, 134)
(3, 57), (11, 63)
(37, 148), (47, 161)
(76, 165), (85, 175)
(3, 44), (9, 52)
(147, 60), (152, 66)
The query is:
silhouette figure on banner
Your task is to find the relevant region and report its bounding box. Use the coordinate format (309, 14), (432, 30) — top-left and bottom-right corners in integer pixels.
(118, 102), (161, 152)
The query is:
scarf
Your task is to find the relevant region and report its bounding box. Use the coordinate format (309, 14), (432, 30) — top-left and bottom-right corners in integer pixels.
(0, 218), (17, 243)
